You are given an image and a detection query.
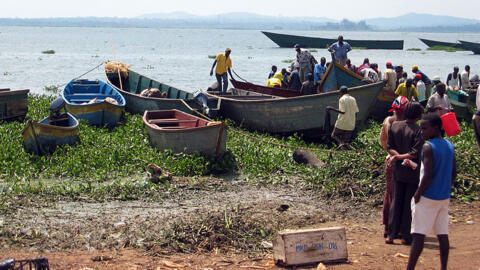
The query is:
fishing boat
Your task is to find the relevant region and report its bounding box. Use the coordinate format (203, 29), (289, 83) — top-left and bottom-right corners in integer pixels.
(418, 38), (461, 48)
(62, 79), (125, 127)
(105, 64), (219, 116)
(203, 80), (384, 135)
(0, 88), (29, 122)
(22, 112), (79, 155)
(458, 40), (480, 54)
(261, 31), (404, 50)
(230, 80), (301, 97)
(143, 109), (226, 156)
(446, 90), (471, 120)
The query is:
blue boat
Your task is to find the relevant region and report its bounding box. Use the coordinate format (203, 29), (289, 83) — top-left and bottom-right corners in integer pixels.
(22, 112), (79, 155)
(62, 79), (126, 127)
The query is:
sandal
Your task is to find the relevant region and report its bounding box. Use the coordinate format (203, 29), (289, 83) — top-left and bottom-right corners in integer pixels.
(385, 237), (394, 244)
(401, 239), (412, 245)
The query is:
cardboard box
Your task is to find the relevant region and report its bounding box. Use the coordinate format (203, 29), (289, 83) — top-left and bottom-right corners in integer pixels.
(273, 226), (347, 266)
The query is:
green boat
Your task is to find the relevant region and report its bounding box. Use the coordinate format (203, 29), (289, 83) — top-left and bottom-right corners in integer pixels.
(0, 88), (29, 122)
(458, 40), (480, 54)
(418, 38), (462, 48)
(262, 31), (404, 50)
(203, 81), (384, 135)
(447, 90), (471, 120)
(105, 65), (219, 116)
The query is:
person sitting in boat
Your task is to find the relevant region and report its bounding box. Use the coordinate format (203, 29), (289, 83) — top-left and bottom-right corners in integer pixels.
(300, 73), (316, 95)
(398, 72), (408, 85)
(314, 57), (327, 86)
(412, 65), (432, 97)
(413, 74), (426, 101)
(266, 77), (282, 88)
(327, 86), (359, 149)
(460, 65), (471, 90)
(294, 44), (317, 83)
(210, 48), (233, 94)
(430, 76), (442, 96)
(446, 66), (460, 90)
(426, 83), (452, 116)
(328, 36), (351, 66)
(357, 58), (370, 74)
(359, 65), (379, 83)
(345, 59), (357, 73)
(371, 63), (381, 80)
(289, 63), (302, 90)
(384, 62), (397, 92)
(268, 65), (277, 79)
(395, 65), (404, 87)
(395, 78), (419, 101)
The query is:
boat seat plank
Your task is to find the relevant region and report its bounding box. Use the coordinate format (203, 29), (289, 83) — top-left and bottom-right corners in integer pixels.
(148, 119), (197, 124)
(156, 126), (189, 129)
(68, 99), (106, 102)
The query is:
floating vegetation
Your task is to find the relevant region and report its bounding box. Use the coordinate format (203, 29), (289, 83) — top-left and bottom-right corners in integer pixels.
(407, 48), (422, 51)
(308, 49), (318, 53)
(3, 72), (11, 76)
(91, 55), (100, 58)
(281, 59), (295, 64)
(208, 55), (216, 59)
(427, 46), (465, 52)
(43, 85), (59, 94)
(42, 50), (55, 54)
(144, 65), (155, 70)
(247, 45), (253, 49)
(352, 47), (367, 50)
(247, 56), (253, 59)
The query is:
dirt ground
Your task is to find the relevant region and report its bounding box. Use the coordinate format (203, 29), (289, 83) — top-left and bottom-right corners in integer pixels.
(0, 182), (478, 270)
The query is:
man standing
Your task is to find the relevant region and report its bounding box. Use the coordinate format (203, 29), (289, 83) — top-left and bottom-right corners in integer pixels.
(446, 66), (460, 90)
(327, 86), (359, 148)
(395, 79), (419, 101)
(295, 44), (317, 83)
(384, 62), (397, 91)
(328, 36), (352, 66)
(460, 65), (471, 90)
(210, 48), (233, 94)
(412, 65), (432, 97)
(413, 74), (426, 101)
(426, 83), (452, 116)
(407, 113), (457, 270)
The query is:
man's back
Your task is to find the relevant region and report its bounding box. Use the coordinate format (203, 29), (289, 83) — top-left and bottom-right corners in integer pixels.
(289, 71), (302, 90)
(422, 138), (454, 200)
(384, 68), (397, 91)
(335, 94), (359, 131)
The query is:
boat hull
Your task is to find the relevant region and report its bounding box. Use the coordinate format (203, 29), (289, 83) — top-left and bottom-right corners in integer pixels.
(418, 38), (461, 48)
(22, 113), (79, 155)
(143, 110), (226, 156)
(262, 31), (404, 50)
(0, 88), (29, 122)
(204, 81), (384, 134)
(458, 40), (480, 54)
(62, 79), (125, 127)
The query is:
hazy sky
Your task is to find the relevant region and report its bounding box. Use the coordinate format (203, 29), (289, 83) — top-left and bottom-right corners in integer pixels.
(2, 0), (479, 20)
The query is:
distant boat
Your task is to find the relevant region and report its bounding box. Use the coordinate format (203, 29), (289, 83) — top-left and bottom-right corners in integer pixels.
(22, 112), (79, 155)
(143, 109), (226, 156)
(418, 38), (461, 48)
(458, 40), (480, 54)
(0, 88), (29, 122)
(62, 79), (125, 127)
(261, 31), (404, 50)
(105, 64), (219, 116)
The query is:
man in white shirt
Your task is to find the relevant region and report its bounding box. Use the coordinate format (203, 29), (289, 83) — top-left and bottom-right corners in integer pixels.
(327, 86), (359, 148)
(426, 83), (452, 116)
(460, 65), (471, 90)
(360, 66), (379, 83)
(413, 74), (426, 101)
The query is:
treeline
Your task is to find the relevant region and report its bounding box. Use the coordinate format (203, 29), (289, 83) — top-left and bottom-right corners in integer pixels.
(312, 19), (371, 31)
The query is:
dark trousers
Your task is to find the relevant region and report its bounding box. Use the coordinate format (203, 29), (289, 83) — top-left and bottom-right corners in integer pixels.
(215, 72), (228, 93)
(388, 180), (417, 240)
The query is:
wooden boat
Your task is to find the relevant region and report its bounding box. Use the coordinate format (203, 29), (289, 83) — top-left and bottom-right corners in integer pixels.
(418, 38), (461, 48)
(0, 88), (29, 121)
(261, 31), (404, 50)
(458, 40), (480, 54)
(105, 66), (219, 116)
(22, 112), (79, 155)
(143, 109), (226, 156)
(230, 80), (301, 97)
(446, 90), (471, 120)
(62, 79), (125, 127)
(203, 81), (384, 135)
(318, 61), (396, 121)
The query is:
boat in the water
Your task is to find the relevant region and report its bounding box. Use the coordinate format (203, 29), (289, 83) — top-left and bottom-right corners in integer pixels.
(458, 40), (480, 54)
(203, 80), (384, 135)
(143, 109), (226, 156)
(105, 63), (219, 116)
(418, 38), (462, 48)
(261, 31), (404, 50)
(0, 88), (29, 122)
(62, 79), (126, 127)
(22, 112), (79, 155)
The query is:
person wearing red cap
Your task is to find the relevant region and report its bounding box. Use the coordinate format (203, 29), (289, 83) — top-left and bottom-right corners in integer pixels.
(384, 62), (397, 91)
(379, 96), (409, 239)
(413, 73), (426, 101)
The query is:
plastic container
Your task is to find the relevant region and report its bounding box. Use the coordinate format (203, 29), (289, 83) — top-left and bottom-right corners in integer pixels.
(441, 112), (461, 136)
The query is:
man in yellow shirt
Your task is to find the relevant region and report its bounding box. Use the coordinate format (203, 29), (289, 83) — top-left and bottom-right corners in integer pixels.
(210, 48), (233, 94)
(327, 86), (359, 148)
(395, 78), (419, 101)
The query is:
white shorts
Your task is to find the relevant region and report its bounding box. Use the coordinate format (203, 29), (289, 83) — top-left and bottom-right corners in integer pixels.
(411, 196), (450, 235)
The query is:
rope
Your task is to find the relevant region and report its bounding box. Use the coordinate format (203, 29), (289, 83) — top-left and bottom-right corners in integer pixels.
(56, 61), (105, 88)
(231, 69), (249, 82)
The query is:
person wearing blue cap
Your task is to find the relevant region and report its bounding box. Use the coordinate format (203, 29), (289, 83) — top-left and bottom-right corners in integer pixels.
(328, 36), (351, 66)
(294, 44), (317, 83)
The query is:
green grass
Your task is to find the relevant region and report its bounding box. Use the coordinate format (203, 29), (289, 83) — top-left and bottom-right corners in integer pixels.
(352, 47), (367, 50)
(281, 59), (295, 64)
(308, 49), (318, 53)
(208, 55), (216, 59)
(41, 50), (55, 54)
(0, 96), (478, 203)
(427, 46), (465, 52)
(407, 48), (422, 51)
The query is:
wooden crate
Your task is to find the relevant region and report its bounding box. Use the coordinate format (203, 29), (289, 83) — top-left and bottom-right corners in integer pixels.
(273, 226), (347, 266)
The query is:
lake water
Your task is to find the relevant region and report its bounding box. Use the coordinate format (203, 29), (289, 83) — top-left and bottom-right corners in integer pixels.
(1, 27), (479, 94)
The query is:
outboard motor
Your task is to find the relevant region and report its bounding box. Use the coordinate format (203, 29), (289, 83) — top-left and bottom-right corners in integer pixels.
(49, 97), (69, 126)
(193, 90), (210, 116)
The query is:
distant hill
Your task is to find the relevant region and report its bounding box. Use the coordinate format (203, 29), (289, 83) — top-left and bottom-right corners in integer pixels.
(0, 12), (479, 32)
